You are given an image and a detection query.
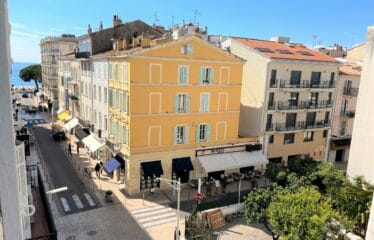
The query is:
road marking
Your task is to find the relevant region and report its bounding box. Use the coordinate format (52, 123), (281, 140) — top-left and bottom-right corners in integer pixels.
(138, 212), (176, 223)
(132, 205), (165, 214)
(72, 195), (84, 209)
(60, 198), (70, 212)
(133, 208), (172, 218)
(83, 193), (96, 207)
(142, 216), (178, 228)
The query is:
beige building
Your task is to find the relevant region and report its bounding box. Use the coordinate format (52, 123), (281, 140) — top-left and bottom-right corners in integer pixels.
(40, 35), (77, 115)
(346, 43), (365, 64)
(329, 64), (361, 163)
(223, 37), (340, 163)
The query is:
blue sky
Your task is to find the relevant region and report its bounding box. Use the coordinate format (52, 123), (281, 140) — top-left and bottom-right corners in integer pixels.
(8, 0), (374, 63)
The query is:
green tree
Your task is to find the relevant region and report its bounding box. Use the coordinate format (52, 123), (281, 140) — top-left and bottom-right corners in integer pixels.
(310, 163), (345, 196)
(267, 187), (349, 240)
(264, 162), (288, 186)
(287, 155), (319, 176)
(335, 177), (374, 236)
(19, 64), (42, 91)
(244, 187), (279, 240)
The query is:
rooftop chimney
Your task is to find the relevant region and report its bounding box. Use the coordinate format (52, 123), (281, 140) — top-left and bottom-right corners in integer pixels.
(88, 24), (92, 34)
(270, 36), (290, 44)
(99, 20), (103, 31)
(113, 15), (122, 27)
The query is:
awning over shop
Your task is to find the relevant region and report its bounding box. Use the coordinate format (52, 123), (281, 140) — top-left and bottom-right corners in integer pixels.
(197, 151), (268, 173)
(103, 158), (121, 173)
(172, 157), (194, 172)
(141, 161), (164, 178)
(57, 111), (71, 121)
(82, 134), (105, 152)
(63, 117), (79, 131)
(75, 128), (90, 140)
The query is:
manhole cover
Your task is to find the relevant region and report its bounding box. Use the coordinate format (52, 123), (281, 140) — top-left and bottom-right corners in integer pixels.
(65, 236), (76, 240)
(87, 230), (97, 236)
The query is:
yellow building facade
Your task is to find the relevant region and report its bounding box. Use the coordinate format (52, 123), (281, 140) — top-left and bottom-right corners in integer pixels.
(107, 36), (259, 194)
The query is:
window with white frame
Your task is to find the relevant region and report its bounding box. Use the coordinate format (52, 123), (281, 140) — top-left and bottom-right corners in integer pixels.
(104, 87), (107, 103)
(114, 64), (119, 80)
(93, 85), (96, 100)
(200, 93), (209, 112)
(104, 115), (108, 131)
(198, 124), (210, 142)
(175, 125), (187, 144)
(199, 67), (214, 84)
(98, 86), (101, 102)
(98, 112), (102, 130)
(181, 44), (193, 55)
(108, 64), (112, 79)
(123, 63), (128, 83)
(303, 131), (314, 142)
(178, 65), (188, 84)
(175, 94), (190, 113)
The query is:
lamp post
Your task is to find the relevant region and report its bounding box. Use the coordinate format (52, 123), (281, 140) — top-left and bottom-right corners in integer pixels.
(157, 177), (181, 240)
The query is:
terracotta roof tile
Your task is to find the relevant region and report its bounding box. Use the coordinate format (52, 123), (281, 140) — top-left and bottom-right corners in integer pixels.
(233, 37), (338, 63)
(339, 64), (362, 76)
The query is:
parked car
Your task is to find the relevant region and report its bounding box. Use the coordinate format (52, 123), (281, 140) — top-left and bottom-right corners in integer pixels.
(22, 93), (28, 98)
(52, 130), (66, 141)
(26, 106), (37, 114)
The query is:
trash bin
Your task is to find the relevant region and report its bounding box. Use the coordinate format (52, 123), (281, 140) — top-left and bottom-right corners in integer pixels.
(105, 190), (113, 202)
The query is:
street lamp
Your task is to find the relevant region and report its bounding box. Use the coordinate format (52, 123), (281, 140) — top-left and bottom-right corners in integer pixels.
(156, 177), (181, 240)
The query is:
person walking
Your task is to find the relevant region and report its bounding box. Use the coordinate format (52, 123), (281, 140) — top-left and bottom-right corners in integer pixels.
(95, 163), (101, 179)
(68, 143), (72, 156)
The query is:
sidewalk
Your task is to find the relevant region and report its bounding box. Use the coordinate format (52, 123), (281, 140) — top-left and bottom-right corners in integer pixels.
(64, 134), (270, 240)
(65, 135), (185, 240)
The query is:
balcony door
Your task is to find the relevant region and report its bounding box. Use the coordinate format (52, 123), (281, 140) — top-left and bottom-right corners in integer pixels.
(306, 112), (316, 127)
(266, 114), (273, 130)
(290, 71), (301, 85)
(289, 92), (299, 107)
(309, 92), (319, 108)
(311, 72), (321, 87)
(286, 113), (297, 129)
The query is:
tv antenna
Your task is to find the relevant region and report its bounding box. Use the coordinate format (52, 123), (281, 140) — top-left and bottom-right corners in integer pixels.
(193, 9), (201, 25)
(154, 11), (160, 26)
(312, 35), (317, 48)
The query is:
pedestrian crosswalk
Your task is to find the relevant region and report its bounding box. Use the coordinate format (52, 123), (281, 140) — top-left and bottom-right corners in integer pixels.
(59, 192), (96, 213)
(26, 119), (45, 125)
(132, 205), (177, 228)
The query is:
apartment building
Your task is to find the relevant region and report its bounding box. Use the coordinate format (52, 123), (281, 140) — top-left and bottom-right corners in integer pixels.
(222, 37), (340, 163)
(0, 1), (31, 238)
(40, 34), (77, 115)
(106, 35), (264, 194)
(329, 63), (361, 163)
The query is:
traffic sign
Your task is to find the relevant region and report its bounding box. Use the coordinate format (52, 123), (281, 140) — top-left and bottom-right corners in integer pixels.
(194, 192), (203, 201)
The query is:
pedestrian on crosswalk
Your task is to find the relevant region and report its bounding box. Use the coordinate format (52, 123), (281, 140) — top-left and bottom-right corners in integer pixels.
(68, 143), (72, 156)
(95, 163), (101, 178)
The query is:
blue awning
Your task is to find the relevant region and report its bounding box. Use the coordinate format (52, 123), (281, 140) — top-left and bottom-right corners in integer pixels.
(172, 157), (194, 172)
(141, 161), (163, 178)
(103, 158), (121, 173)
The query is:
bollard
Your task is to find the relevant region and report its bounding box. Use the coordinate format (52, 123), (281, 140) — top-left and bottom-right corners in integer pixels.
(143, 193), (145, 205)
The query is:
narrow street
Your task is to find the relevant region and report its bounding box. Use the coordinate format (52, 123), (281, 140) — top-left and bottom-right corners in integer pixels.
(33, 124), (101, 215)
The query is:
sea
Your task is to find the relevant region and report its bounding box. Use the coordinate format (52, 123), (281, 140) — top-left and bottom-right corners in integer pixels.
(11, 62), (42, 88)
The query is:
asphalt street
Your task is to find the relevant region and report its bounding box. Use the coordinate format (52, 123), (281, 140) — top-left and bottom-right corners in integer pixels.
(33, 124), (101, 215)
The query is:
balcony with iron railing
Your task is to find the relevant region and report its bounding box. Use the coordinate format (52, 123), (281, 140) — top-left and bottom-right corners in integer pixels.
(343, 87), (359, 96)
(266, 120), (330, 132)
(279, 80), (335, 89)
(268, 100), (333, 111)
(341, 110), (355, 118)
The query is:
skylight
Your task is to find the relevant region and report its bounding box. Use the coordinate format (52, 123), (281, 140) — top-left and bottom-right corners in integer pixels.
(275, 49), (293, 54)
(255, 47), (274, 53)
(297, 51), (314, 56)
